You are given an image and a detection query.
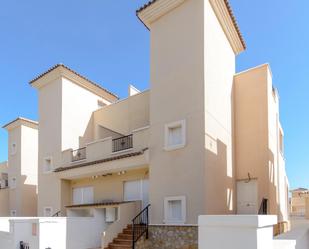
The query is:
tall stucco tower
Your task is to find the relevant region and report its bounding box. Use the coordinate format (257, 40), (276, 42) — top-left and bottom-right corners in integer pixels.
(137, 0), (245, 224)
(3, 118), (38, 217)
(30, 64), (118, 216)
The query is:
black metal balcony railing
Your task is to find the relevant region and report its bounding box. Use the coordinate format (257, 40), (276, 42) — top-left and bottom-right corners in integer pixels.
(72, 147), (86, 162)
(132, 204), (150, 249)
(112, 135), (133, 153)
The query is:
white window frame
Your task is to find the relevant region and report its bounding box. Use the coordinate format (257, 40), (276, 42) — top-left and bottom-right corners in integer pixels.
(10, 177), (17, 189)
(164, 120), (186, 151)
(43, 207), (53, 217)
(11, 142), (17, 156)
(10, 210), (17, 217)
(164, 196), (186, 224)
(43, 157), (53, 173)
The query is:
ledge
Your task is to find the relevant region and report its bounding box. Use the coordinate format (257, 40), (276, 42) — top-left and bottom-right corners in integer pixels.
(198, 215), (278, 228)
(54, 148), (148, 172)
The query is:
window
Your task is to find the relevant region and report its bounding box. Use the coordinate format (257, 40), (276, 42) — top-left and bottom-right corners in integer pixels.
(43, 157), (53, 173)
(72, 187), (94, 205)
(10, 210), (16, 217)
(123, 179), (149, 208)
(164, 196), (186, 224)
(123, 180), (142, 202)
(11, 143), (17, 155)
(44, 207), (53, 217)
(164, 120), (186, 151)
(10, 177), (17, 189)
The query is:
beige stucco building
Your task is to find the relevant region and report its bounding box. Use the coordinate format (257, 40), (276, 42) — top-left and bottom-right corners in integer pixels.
(0, 118), (38, 217)
(0, 161), (9, 216)
(0, 0), (289, 247)
(290, 188), (309, 217)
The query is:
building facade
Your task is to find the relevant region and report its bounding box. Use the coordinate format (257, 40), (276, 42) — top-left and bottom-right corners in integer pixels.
(290, 188), (309, 216)
(0, 0), (289, 248)
(0, 118), (38, 217)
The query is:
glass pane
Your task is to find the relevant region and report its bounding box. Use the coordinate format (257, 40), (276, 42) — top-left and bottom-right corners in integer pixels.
(124, 180), (141, 201)
(168, 200), (182, 220)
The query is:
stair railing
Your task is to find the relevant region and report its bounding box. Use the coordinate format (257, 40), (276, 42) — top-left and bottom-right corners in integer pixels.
(132, 204), (150, 249)
(52, 211), (61, 217)
(258, 198), (268, 215)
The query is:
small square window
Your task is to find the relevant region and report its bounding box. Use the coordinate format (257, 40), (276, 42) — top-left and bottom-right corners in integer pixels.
(11, 143), (17, 155)
(164, 120), (186, 151)
(44, 207), (53, 217)
(10, 177), (17, 189)
(164, 196), (186, 224)
(43, 157), (53, 173)
(10, 210), (17, 217)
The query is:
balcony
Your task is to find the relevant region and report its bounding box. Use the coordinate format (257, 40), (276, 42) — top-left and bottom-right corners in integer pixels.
(72, 147), (86, 162)
(58, 126), (149, 177)
(112, 135), (133, 153)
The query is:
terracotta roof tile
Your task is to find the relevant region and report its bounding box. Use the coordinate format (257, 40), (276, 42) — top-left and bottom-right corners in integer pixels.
(136, 0), (158, 14)
(54, 148), (148, 172)
(66, 201), (132, 208)
(29, 64), (118, 99)
(2, 117), (38, 129)
(222, 0), (246, 49)
(136, 0), (246, 49)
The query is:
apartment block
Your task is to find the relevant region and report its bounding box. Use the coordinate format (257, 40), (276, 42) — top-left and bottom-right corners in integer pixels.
(1, 118), (38, 217)
(0, 0), (289, 248)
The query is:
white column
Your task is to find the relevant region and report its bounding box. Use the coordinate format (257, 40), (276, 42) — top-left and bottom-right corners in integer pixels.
(199, 215), (277, 249)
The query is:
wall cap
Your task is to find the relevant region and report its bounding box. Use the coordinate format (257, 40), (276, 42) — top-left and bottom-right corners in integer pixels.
(198, 215), (278, 228)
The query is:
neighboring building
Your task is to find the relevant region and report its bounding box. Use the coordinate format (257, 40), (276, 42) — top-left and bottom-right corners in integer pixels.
(234, 64), (289, 222)
(1, 117), (38, 217)
(0, 162), (9, 216)
(0, 0), (289, 248)
(290, 188), (309, 216)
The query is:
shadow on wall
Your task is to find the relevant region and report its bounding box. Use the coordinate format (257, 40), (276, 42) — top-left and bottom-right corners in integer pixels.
(267, 148), (286, 222)
(79, 114), (95, 148)
(20, 175), (38, 217)
(78, 114), (124, 148)
(205, 137), (235, 214)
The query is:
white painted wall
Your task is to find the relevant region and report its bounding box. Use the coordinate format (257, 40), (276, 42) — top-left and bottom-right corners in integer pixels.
(199, 215), (309, 249)
(61, 77), (108, 151)
(199, 215), (277, 249)
(0, 217), (107, 249)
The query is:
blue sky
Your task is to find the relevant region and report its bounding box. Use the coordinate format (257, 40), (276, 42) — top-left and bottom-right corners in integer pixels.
(0, 0), (308, 190)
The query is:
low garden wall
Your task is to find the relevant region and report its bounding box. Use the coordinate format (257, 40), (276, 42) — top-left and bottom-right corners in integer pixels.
(136, 224), (198, 249)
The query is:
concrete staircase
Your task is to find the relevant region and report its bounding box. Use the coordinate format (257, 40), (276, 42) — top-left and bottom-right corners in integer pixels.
(104, 224), (133, 249)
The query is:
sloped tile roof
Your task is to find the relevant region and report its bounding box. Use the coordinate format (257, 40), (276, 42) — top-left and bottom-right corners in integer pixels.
(30, 64), (118, 99)
(136, 0), (246, 49)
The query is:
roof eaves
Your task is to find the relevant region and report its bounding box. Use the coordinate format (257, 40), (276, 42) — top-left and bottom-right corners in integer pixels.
(2, 117), (38, 129)
(29, 64), (119, 99)
(136, 0), (246, 50)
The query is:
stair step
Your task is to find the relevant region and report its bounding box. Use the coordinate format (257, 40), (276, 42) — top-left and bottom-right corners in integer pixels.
(108, 243), (132, 249)
(114, 238), (132, 245)
(118, 233), (132, 240)
(122, 229), (133, 234)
